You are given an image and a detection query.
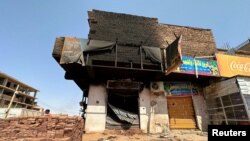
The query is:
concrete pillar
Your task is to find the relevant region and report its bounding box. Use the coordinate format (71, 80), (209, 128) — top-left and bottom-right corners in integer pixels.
(192, 95), (208, 132)
(0, 78), (8, 94)
(139, 88), (150, 133)
(139, 87), (169, 133)
(150, 93), (169, 133)
(84, 85), (107, 133)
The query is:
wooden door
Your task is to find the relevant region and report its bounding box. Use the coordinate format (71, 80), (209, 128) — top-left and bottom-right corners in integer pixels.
(167, 96), (197, 129)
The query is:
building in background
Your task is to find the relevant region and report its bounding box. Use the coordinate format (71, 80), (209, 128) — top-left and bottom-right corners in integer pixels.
(236, 38), (250, 52)
(0, 72), (43, 118)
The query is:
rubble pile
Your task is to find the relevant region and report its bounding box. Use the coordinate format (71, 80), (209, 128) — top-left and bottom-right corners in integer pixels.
(0, 115), (84, 141)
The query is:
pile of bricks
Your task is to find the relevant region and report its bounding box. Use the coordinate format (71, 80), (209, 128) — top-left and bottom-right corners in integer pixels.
(0, 115), (84, 141)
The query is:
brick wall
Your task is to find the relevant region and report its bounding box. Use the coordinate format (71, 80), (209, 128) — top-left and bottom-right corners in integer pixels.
(88, 10), (217, 57)
(0, 115), (84, 141)
(88, 10), (158, 46)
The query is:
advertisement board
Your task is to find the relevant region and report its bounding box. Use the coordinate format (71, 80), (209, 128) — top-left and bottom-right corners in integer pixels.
(216, 54), (250, 77)
(174, 56), (219, 76)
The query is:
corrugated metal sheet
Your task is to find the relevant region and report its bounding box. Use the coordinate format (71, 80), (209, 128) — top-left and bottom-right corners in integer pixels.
(204, 77), (239, 98)
(237, 76), (250, 119)
(237, 77), (250, 95)
(108, 103), (138, 124)
(205, 77), (250, 124)
(60, 37), (84, 65)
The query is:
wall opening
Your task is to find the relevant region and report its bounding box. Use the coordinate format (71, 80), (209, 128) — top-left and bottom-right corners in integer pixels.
(106, 89), (139, 130)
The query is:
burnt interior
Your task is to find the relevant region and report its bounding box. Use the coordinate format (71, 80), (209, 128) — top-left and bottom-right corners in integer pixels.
(106, 89), (139, 129)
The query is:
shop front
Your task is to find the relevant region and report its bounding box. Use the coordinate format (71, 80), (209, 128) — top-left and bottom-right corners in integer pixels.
(164, 56), (220, 131)
(204, 54), (250, 125)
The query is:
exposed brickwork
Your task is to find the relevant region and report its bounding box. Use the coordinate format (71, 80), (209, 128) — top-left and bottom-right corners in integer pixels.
(117, 45), (141, 63)
(88, 10), (217, 57)
(88, 10), (159, 46)
(0, 115), (84, 141)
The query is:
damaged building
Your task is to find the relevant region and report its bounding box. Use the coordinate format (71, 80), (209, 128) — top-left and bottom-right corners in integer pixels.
(0, 72), (43, 118)
(53, 10), (221, 133)
(204, 40), (250, 125)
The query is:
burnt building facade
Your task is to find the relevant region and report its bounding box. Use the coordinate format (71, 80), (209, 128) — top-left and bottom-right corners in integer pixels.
(53, 10), (219, 133)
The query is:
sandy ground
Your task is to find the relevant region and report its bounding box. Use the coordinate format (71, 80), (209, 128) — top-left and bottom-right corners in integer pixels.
(82, 129), (208, 141)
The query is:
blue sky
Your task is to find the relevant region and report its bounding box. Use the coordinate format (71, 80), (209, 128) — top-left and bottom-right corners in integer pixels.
(0, 0), (249, 115)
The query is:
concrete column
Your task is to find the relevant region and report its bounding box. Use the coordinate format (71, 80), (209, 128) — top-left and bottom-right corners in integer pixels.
(0, 89), (3, 95)
(0, 99), (4, 107)
(139, 88), (150, 133)
(84, 85), (107, 133)
(139, 87), (169, 133)
(0, 78), (8, 94)
(3, 78), (8, 86)
(192, 95), (208, 132)
(151, 93), (169, 133)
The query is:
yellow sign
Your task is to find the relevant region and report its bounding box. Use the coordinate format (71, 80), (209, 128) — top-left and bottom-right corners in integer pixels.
(216, 53), (250, 77)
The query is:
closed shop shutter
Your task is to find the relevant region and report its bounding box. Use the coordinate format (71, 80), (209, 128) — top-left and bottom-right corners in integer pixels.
(167, 96), (197, 129)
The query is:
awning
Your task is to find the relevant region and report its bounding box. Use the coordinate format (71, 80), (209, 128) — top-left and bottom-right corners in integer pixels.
(62, 39), (115, 65)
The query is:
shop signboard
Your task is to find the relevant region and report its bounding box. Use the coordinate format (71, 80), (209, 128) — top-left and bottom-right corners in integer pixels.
(174, 56), (219, 76)
(164, 82), (199, 96)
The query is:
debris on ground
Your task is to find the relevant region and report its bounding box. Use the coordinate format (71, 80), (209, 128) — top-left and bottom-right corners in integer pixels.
(82, 129), (208, 141)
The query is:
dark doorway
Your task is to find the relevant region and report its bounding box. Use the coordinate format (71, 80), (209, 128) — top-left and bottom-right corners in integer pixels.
(106, 89), (139, 130)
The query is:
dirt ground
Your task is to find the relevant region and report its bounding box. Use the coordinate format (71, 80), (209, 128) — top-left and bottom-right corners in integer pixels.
(82, 129), (208, 141)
